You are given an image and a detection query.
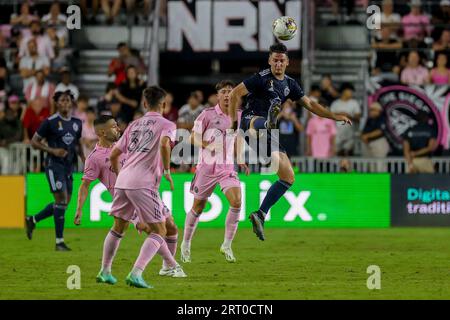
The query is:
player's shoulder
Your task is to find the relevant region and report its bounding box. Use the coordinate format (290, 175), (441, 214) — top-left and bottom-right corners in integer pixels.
(70, 116), (83, 124)
(85, 147), (99, 162)
(258, 68), (271, 78)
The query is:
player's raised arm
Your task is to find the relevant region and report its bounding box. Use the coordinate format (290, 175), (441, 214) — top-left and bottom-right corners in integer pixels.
(160, 135), (174, 190)
(229, 82), (248, 130)
(299, 95), (352, 126)
(74, 179), (91, 225)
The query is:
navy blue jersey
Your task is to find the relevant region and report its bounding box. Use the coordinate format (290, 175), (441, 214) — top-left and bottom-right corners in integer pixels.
(403, 123), (436, 154)
(36, 113), (83, 168)
(242, 68), (305, 118)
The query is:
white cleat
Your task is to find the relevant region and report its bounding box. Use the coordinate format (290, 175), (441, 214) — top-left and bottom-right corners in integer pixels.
(220, 245), (236, 263)
(159, 265), (173, 276)
(181, 242), (191, 263)
(170, 264), (187, 278)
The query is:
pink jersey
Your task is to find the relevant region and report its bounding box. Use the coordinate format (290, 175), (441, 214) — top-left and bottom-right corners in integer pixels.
(82, 144), (126, 194)
(193, 105), (241, 175)
(114, 111), (176, 190)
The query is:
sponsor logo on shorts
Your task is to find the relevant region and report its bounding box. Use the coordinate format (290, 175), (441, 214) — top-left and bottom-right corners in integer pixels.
(56, 181), (63, 190)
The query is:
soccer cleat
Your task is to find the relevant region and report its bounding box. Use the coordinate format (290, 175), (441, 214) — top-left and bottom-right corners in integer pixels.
(220, 245), (236, 263)
(180, 241), (191, 263)
(96, 271), (117, 285)
(158, 265), (173, 276)
(55, 242), (72, 251)
(25, 216), (35, 240)
(125, 273), (153, 289)
(249, 210), (266, 241)
(266, 102), (282, 129)
(170, 264), (188, 278)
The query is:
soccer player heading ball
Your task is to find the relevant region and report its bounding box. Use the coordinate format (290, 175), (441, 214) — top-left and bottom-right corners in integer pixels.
(229, 43), (352, 241)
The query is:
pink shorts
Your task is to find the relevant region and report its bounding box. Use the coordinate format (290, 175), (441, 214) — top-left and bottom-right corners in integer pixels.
(190, 170), (240, 200)
(110, 188), (171, 224)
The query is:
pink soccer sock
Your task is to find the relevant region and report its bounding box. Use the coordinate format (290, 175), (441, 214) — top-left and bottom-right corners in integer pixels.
(163, 234), (178, 268)
(133, 233), (163, 272)
(224, 207), (240, 245)
(183, 210), (200, 242)
(101, 229), (123, 273)
(158, 239), (177, 268)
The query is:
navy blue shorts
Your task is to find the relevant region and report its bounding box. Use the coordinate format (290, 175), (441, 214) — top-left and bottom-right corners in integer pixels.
(45, 163), (74, 195)
(239, 112), (287, 155)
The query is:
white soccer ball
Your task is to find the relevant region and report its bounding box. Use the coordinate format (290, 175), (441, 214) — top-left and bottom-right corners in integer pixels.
(272, 16), (298, 41)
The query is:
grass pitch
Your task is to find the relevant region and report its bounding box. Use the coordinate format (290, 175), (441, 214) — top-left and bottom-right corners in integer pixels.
(1, 227), (450, 299)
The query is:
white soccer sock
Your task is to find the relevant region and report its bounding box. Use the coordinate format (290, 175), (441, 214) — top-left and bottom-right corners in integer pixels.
(56, 238), (64, 244)
(222, 239), (232, 248)
(131, 267), (143, 277)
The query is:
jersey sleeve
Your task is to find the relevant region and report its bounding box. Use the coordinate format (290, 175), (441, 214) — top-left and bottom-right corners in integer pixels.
(36, 119), (51, 139)
(82, 155), (100, 181)
(243, 73), (263, 94)
(192, 111), (207, 136)
(161, 122), (177, 143)
(115, 125), (131, 154)
(288, 80), (305, 101)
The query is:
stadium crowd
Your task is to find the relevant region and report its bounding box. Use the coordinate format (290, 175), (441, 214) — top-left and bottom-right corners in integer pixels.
(0, 0), (448, 175)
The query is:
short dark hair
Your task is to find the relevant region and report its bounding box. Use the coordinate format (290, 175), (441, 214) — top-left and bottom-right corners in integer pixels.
(117, 42), (127, 49)
(86, 107), (96, 114)
(53, 90), (74, 103)
(94, 115), (114, 127)
(106, 82), (116, 93)
(340, 82), (355, 93)
(310, 84), (321, 92)
(143, 86), (167, 109)
(269, 43), (288, 56)
(215, 80), (235, 92)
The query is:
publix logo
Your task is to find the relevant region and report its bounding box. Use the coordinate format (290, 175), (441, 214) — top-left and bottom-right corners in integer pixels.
(88, 180), (327, 223)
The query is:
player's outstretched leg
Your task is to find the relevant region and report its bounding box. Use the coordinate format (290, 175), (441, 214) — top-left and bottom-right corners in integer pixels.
(25, 203), (54, 240)
(160, 216), (179, 276)
(181, 199), (206, 263)
(249, 152), (294, 241)
(221, 187), (242, 262)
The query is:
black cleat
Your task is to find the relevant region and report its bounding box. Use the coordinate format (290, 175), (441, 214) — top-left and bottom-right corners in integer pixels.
(266, 103), (281, 130)
(25, 216), (35, 240)
(249, 211), (265, 241)
(55, 242), (72, 251)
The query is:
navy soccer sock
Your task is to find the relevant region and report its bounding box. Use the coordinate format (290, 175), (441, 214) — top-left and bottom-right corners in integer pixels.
(259, 180), (292, 215)
(53, 204), (67, 241)
(34, 203), (54, 223)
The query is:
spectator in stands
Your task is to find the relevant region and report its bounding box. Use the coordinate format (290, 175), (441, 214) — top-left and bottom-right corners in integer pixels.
(194, 90), (205, 107)
(403, 110), (437, 173)
(22, 98), (50, 144)
(205, 93), (218, 108)
(177, 91), (204, 131)
(24, 69), (55, 113)
(0, 108), (23, 174)
(371, 25), (402, 76)
(10, 2), (39, 28)
(306, 108), (336, 158)
(379, 0), (401, 37)
(55, 68), (79, 100)
(125, 0), (151, 20)
(162, 92), (178, 123)
(319, 74), (339, 106)
(73, 96), (89, 123)
(401, 0), (431, 41)
(80, 0), (100, 24)
(101, 0), (123, 24)
(361, 102), (390, 158)
(7, 95), (24, 121)
(42, 1), (68, 39)
(45, 26), (66, 70)
(115, 65), (146, 124)
(19, 20), (55, 60)
(278, 100), (303, 157)
(330, 82), (361, 156)
(19, 39), (51, 90)
(429, 53), (450, 85)
(0, 55), (7, 92)
(81, 107), (98, 156)
(97, 82), (119, 116)
(432, 29), (450, 51)
(431, 0), (450, 39)
(400, 50), (430, 86)
(108, 42), (145, 86)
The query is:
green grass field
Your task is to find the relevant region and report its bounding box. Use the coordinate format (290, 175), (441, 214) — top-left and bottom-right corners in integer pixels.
(1, 227), (450, 299)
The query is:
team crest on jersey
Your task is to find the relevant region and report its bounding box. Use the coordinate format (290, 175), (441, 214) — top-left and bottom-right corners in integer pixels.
(73, 122), (79, 132)
(62, 132), (75, 145)
(284, 87), (290, 96)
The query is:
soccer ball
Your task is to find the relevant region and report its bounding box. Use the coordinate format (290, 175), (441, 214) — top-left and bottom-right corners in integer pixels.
(272, 16), (298, 41)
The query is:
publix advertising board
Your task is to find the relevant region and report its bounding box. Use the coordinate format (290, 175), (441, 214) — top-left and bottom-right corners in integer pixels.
(26, 173), (390, 228)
